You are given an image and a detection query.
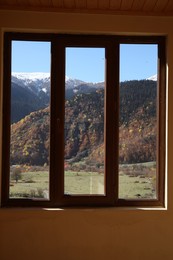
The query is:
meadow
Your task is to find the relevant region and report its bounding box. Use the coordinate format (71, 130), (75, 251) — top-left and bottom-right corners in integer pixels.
(9, 162), (156, 200)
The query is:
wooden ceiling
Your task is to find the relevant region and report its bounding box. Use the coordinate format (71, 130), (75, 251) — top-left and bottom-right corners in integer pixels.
(0, 0), (173, 16)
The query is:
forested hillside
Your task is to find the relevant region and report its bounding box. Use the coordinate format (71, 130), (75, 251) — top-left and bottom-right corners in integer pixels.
(10, 80), (157, 166)
(11, 82), (49, 123)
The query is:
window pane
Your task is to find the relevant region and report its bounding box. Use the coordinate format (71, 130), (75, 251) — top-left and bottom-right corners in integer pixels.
(10, 41), (50, 199)
(119, 44), (158, 200)
(64, 48), (105, 195)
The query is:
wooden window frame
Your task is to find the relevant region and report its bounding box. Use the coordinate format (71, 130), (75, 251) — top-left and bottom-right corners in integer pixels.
(1, 33), (166, 208)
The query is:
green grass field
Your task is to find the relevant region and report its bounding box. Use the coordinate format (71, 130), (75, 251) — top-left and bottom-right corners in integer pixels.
(9, 162), (156, 199)
(10, 171), (49, 198)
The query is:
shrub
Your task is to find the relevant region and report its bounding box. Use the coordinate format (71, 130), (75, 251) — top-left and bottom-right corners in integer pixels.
(11, 167), (22, 183)
(30, 189), (36, 197)
(37, 188), (44, 198)
(24, 176), (35, 183)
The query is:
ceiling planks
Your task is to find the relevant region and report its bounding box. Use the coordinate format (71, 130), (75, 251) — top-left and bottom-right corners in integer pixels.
(16, 0), (28, 3)
(131, 0), (145, 11)
(110, 0), (122, 10)
(142, 0), (158, 11)
(1, 0), (17, 4)
(154, 0), (169, 12)
(51, 0), (64, 8)
(98, 0), (109, 10)
(164, 0), (173, 12)
(64, 0), (75, 8)
(121, 0), (134, 11)
(28, 0), (41, 6)
(39, 0), (53, 7)
(87, 0), (98, 9)
(75, 0), (87, 9)
(0, 0), (173, 16)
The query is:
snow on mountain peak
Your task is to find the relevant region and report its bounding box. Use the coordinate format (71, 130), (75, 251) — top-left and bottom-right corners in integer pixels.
(11, 72), (89, 95)
(146, 74), (157, 81)
(12, 72), (50, 81)
(12, 72), (83, 86)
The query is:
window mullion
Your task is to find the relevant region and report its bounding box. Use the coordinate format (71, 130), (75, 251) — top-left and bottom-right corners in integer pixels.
(50, 36), (66, 206)
(105, 39), (119, 204)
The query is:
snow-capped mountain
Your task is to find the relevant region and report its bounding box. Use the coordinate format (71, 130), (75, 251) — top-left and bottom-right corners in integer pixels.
(12, 72), (86, 94)
(11, 72), (105, 102)
(12, 72), (50, 96)
(10, 73), (157, 124)
(65, 76), (85, 89)
(146, 74), (157, 81)
(11, 72), (104, 123)
(12, 72), (50, 82)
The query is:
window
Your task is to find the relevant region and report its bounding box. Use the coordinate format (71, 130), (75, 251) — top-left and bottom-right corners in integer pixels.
(1, 33), (166, 207)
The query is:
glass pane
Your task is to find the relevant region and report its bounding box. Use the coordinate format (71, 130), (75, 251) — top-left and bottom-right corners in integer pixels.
(119, 44), (158, 200)
(64, 47), (105, 195)
(10, 41), (51, 199)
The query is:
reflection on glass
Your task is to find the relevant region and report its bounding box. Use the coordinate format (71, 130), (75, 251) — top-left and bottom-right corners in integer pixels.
(119, 44), (158, 200)
(64, 48), (105, 195)
(10, 41), (50, 199)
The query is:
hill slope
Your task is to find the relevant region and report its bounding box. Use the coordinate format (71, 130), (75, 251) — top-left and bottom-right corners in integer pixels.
(11, 82), (49, 123)
(10, 80), (157, 166)
(11, 73), (104, 122)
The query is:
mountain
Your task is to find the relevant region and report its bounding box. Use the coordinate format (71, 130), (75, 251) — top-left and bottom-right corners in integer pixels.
(12, 72), (50, 96)
(65, 82), (104, 99)
(12, 72), (89, 95)
(12, 71), (156, 105)
(12, 72), (157, 96)
(11, 72), (104, 122)
(10, 80), (157, 167)
(11, 82), (49, 123)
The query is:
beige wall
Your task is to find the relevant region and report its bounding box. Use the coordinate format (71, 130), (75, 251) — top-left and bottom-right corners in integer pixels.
(0, 10), (172, 260)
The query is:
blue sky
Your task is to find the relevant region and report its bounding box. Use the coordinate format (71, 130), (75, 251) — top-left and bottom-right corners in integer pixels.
(12, 41), (157, 82)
